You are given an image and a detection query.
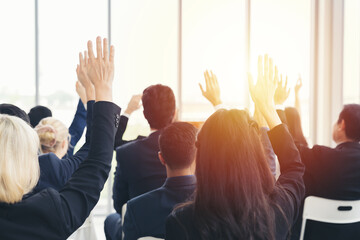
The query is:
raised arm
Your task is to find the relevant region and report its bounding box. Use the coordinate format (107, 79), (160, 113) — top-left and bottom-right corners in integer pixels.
(114, 94), (142, 148)
(294, 76), (302, 114)
(67, 98), (87, 157)
(57, 37), (119, 237)
(249, 54), (305, 221)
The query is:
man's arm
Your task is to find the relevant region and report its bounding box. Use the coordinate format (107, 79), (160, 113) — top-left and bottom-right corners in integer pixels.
(123, 203), (141, 240)
(114, 94), (142, 149)
(67, 99), (87, 156)
(113, 148), (130, 213)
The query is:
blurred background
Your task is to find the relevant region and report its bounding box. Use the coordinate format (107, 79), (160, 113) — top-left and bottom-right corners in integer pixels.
(0, 0), (359, 239)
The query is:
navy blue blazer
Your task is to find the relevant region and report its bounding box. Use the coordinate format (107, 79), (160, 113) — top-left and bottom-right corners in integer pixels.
(166, 125), (305, 240)
(0, 101), (120, 240)
(123, 175), (196, 240)
(113, 130), (167, 213)
(67, 99), (87, 157)
(291, 141), (360, 240)
(33, 101), (94, 192)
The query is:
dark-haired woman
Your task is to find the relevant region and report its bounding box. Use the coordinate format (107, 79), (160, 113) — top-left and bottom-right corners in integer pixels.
(166, 55), (305, 240)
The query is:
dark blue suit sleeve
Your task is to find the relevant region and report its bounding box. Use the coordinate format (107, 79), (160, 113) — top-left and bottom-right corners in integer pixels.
(46, 101), (94, 190)
(113, 147), (130, 213)
(114, 115), (130, 149)
(123, 203), (141, 240)
(56, 101), (121, 237)
(67, 99), (87, 156)
(268, 124), (305, 223)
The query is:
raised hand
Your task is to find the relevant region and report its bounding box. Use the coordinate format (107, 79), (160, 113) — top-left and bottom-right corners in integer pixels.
(76, 81), (87, 105)
(274, 74), (290, 105)
(124, 94), (142, 115)
(86, 37), (115, 102)
(248, 55), (281, 129)
(199, 70), (222, 107)
(295, 76), (303, 94)
(76, 51), (95, 101)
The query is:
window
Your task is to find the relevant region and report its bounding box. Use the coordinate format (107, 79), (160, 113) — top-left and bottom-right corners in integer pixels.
(182, 0), (246, 121)
(0, 0), (35, 112)
(343, 0), (360, 104)
(250, 0), (311, 138)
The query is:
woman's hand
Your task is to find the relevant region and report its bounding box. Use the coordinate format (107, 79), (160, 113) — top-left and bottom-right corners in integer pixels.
(248, 55), (281, 129)
(274, 75), (290, 105)
(199, 70), (222, 107)
(86, 37), (115, 102)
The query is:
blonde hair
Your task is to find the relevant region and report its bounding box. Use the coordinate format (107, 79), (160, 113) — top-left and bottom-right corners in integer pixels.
(35, 117), (70, 154)
(0, 114), (40, 203)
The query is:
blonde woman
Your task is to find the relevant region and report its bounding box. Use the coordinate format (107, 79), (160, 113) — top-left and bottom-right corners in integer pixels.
(0, 37), (120, 240)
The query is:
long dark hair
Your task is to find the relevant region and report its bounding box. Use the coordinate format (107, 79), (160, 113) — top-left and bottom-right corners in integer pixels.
(284, 107), (308, 147)
(177, 109), (279, 239)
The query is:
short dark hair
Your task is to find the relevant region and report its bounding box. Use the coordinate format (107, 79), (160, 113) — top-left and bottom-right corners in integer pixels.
(159, 122), (198, 170)
(0, 103), (30, 124)
(142, 84), (176, 130)
(28, 105), (53, 127)
(338, 104), (360, 141)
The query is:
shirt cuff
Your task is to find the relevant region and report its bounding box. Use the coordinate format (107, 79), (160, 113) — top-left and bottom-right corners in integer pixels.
(214, 104), (226, 111)
(122, 113), (130, 118)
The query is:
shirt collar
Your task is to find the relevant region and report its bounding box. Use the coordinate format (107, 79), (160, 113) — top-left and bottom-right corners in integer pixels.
(163, 175), (196, 188)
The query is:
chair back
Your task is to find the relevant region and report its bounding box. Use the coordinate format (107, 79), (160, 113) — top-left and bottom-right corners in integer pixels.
(300, 196), (360, 240)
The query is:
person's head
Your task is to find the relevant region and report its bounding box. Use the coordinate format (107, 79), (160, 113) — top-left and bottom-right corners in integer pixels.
(158, 122), (198, 173)
(333, 104), (360, 144)
(0, 103), (30, 124)
(285, 107), (308, 147)
(28, 105), (52, 128)
(142, 84), (176, 130)
(35, 117), (70, 158)
(191, 109), (276, 239)
(0, 114), (40, 203)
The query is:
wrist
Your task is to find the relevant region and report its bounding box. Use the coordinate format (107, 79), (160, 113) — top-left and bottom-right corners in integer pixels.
(124, 109), (133, 115)
(211, 99), (222, 107)
(95, 88), (113, 102)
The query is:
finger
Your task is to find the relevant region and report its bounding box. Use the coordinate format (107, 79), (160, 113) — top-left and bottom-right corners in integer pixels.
(76, 65), (79, 75)
(96, 36), (102, 59)
(109, 45), (115, 64)
(269, 58), (273, 82)
(258, 55), (263, 79)
(84, 51), (88, 66)
(248, 73), (255, 96)
(87, 40), (95, 59)
(274, 66), (278, 85)
(280, 74), (283, 87)
(286, 89), (291, 98)
(204, 71), (210, 90)
(199, 83), (205, 95)
(285, 76), (288, 89)
(264, 54), (269, 81)
(103, 38), (109, 61)
(79, 52), (84, 67)
(209, 70), (216, 89)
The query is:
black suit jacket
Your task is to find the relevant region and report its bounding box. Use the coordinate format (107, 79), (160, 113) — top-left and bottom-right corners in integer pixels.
(113, 130), (167, 213)
(291, 142), (360, 240)
(0, 102), (120, 240)
(166, 125), (305, 240)
(123, 175), (196, 240)
(114, 115), (145, 148)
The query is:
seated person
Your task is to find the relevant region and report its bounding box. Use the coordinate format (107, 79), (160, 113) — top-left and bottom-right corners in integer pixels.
(28, 105), (53, 127)
(123, 122), (197, 240)
(0, 103), (30, 124)
(105, 84), (176, 240)
(292, 104), (360, 239)
(166, 55), (305, 240)
(0, 37), (120, 239)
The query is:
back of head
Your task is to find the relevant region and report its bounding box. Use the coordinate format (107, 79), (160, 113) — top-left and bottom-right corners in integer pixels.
(28, 105), (52, 128)
(192, 109), (275, 239)
(285, 107), (308, 146)
(0, 103), (30, 124)
(0, 114), (40, 203)
(338, 104), (360, 141)
(159, 122), (198, 170)
(142, 84), (176, 130)
(35, 117), (70, 154)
